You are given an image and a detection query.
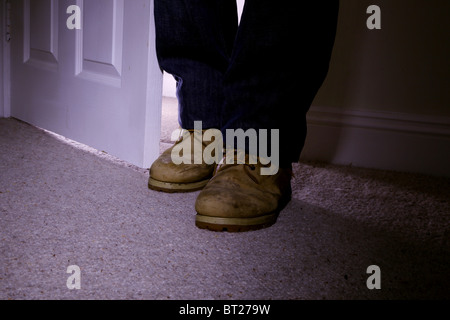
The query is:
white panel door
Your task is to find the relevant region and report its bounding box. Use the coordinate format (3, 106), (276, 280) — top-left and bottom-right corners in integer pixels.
(9, 0), (162, 168)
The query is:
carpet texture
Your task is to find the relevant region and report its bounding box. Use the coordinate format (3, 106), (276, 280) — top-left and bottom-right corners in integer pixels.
(0, 116), (449, 300)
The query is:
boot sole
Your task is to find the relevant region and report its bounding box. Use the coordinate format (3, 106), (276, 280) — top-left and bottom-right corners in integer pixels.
(195, 213), (278, 232)
(195, 192), (291, 232)
(148, 177), (210, 193)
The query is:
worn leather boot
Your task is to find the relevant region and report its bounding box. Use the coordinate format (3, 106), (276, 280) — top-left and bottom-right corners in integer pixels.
(148, 130), (218, 193)
(195, 153), (292, 232)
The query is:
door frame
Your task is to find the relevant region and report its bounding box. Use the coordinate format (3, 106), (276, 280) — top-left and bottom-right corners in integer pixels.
(1, 0), (11, 118)
(143, 0), (163, 168)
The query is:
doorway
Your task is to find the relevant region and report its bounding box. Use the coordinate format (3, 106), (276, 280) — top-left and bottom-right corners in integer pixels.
(7, 0), (162, 168)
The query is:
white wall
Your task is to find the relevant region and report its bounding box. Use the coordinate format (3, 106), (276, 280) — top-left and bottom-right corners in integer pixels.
(303, 0), (450, 177)
(162, 72), (176, 98)
(236, 0), (245, 21)
(314, 0), (450, 117)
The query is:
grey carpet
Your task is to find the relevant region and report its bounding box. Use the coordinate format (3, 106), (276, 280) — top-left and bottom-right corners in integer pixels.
(0, 117), (449, 300)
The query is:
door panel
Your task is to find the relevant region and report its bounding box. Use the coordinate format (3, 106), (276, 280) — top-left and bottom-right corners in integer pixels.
(25, 0), (59, 70)
(78, 0), (123, 86)
(10, 0), (162, 168)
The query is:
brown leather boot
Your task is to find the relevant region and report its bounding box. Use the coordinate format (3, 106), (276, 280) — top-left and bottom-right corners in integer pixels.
(195, 154), (292, 232)
(148, 130), (218, 193)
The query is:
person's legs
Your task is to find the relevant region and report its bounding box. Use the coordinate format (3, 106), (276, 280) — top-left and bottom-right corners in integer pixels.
(195, 1), (340, 231)
(154, 0), (339, 165)
(154, 0), (238, 130)
(222, 0), (340, 166)
(152, 0), (340, 231)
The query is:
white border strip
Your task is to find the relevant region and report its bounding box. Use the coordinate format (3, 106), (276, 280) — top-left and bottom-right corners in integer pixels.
(304, 105), (450, 177)
(307, 106), (450, 137)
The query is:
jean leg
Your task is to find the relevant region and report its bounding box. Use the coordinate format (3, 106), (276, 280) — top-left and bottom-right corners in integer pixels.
(222, 0), (339, 165)
(154, 0), (238, 129)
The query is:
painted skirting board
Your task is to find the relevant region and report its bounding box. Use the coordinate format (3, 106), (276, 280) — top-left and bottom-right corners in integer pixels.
(302, 106), (450, 177)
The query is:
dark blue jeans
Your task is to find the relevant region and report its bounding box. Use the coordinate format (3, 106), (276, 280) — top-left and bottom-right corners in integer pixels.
(154, 0), (339, 166)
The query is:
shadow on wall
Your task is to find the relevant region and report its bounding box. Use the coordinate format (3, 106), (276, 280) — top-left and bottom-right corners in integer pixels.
(302, 0), (373, 163)
(319, 0), (450, 116)
(302, 0), (450, 176)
